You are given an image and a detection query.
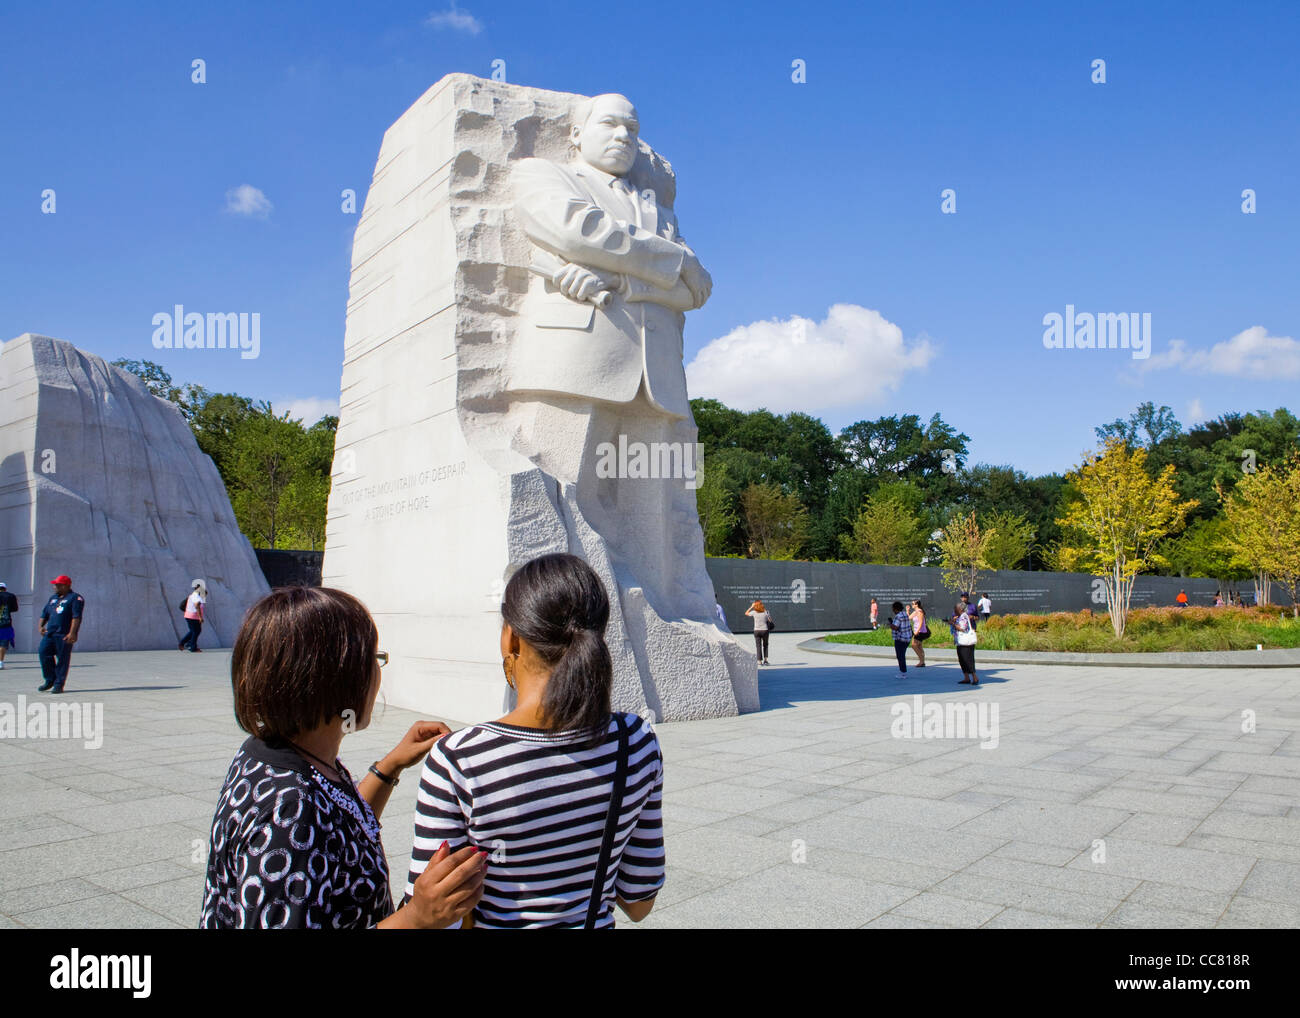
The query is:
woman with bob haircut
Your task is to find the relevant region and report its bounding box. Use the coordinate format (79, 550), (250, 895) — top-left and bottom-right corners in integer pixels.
(404, 552), (666, 928)
(201, 586), (486, 929)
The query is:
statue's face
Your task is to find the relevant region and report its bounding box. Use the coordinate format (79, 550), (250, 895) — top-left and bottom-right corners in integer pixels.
(572, 95), (639, 176)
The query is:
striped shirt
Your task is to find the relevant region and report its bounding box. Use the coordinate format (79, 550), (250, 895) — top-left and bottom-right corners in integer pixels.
(404, 712), (665, 929)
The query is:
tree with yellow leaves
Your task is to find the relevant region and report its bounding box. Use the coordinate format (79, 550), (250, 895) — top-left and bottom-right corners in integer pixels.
(1222, 454), (1300, 616)
(937, 511), (993, 602)
(1056, 439), (1196, 636)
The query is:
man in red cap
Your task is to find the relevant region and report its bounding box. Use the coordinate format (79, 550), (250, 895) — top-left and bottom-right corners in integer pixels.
(38, 575), (84, 693)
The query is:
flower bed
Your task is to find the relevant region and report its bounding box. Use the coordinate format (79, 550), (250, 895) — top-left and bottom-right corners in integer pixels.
(825, 606), (1300, 652)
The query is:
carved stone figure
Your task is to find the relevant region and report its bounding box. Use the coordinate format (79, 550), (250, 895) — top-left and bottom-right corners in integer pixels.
(323, 75), (756, 723)
(507, 93), (716, 620)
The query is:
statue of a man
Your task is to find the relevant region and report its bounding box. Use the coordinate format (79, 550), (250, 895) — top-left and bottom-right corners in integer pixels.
(507, 93), (717, 619)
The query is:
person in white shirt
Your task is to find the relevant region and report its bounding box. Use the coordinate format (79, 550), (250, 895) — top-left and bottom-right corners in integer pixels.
(745, 600), (773, 665)
(977, 593), (992, 624)
(180, 579), (207, 652)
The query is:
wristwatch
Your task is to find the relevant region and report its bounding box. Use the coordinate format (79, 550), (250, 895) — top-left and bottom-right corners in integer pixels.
(368, 762), (398, 787)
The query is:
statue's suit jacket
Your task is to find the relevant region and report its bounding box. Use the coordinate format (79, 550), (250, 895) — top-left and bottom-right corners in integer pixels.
(509, 157), (694, 419)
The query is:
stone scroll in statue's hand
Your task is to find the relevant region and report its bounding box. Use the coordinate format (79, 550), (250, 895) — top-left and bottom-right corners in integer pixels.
(531, 249), (699, 313)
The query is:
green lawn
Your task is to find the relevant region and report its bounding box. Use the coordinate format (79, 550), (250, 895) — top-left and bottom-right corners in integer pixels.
(825, 606), (1300, 653)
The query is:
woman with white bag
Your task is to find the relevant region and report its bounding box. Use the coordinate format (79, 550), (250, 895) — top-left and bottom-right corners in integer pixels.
(949, 601), (979, 685)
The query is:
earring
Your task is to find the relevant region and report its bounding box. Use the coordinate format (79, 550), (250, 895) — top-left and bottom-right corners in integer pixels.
(502, 655), (516, 690)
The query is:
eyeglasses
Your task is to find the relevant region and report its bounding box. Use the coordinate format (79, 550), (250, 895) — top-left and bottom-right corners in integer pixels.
(376, 651), (389, 668)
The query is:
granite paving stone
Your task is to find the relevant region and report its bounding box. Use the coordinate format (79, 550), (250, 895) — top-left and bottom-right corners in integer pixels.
(1, 637), (1295, 929)
(1064, 838), (1256, 894)
(1234, 859), (1300, 903)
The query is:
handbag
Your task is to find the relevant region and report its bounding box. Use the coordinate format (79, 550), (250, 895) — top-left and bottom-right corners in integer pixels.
(585, 713), (628, 929)
(765, 613), (775, 633)
(955, 616), (978, 646)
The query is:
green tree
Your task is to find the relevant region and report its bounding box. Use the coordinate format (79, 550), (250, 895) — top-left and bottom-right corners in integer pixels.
(690, 399), (844, 557)
(112, 359), (182, 402)
(740, 482), (810, 560)
(937, 510), (993, 599)
(188, 391), (257, 483)
(228, 404), (312, 548)
(839, 481), (928, 565)
(1163, 516), (1250, 583)
(1095, 401), (1182, 449)
(982, 510), (1036, 571)
(838, 412), (970, 479)
(695, 459), (739, 556)
(1222, 454), (1300, 615)
(111, 359), (211, 422)
(1056, 439), (1197, 636)
(275, 416), (337, 550)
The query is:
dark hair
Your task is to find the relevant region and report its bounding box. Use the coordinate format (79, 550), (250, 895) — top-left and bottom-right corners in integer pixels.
(232, 586), (378, 740)
(502, 553), (612, 734)
(891, 601), (904, 613)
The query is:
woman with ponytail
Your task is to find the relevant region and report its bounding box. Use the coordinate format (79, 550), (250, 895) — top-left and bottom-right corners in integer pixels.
(403, 552), (666, 928)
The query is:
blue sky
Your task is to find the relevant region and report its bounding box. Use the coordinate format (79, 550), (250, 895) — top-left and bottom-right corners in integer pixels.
(2, 0), (1297, 476)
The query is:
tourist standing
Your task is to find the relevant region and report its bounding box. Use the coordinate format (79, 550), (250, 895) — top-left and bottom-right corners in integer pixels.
(869, 598), (879, 630)
(1176, 589), (1189, 608)
(406, 553), (665, 928)
(38, 575), (83, 694)
(0, 581), (17, 670)
(949, 602), (979, 685)
(1214, 591), (1224, 608)
(890, 601), (913, 677)
(909, 600), (929, 667)
(714, 600), (727, 628)
(960, 593), (979, 626)
(201, 586), (487, 929)
(977, 592), (992, 623)
(746, 600), (773, 665)
(179, 579), (207, 652)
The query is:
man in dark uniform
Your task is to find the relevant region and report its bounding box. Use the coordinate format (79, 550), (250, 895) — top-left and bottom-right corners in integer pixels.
(38, 575), (84, 694)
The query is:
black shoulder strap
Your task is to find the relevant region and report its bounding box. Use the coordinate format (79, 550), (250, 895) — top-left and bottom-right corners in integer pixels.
(585, 713), (628, 930)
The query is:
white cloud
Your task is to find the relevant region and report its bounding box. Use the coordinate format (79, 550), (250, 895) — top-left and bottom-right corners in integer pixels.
(1187, 397), (1205, 422)
(424, 4), (483, 33)
(685, 303), (935, 413)
(1142, 326), (1300, 380)
(276, 396), (339, 425)
(224, 184), (273, 218)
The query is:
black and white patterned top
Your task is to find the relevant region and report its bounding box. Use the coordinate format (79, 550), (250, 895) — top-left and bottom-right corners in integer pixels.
(200, 736), (394, 929)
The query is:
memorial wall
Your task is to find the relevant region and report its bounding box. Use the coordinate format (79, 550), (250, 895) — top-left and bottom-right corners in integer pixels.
(706, 558), (1237, 633)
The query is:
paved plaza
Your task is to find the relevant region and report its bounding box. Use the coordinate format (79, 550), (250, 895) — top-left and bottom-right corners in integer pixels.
(1, 634), (1297, 929)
